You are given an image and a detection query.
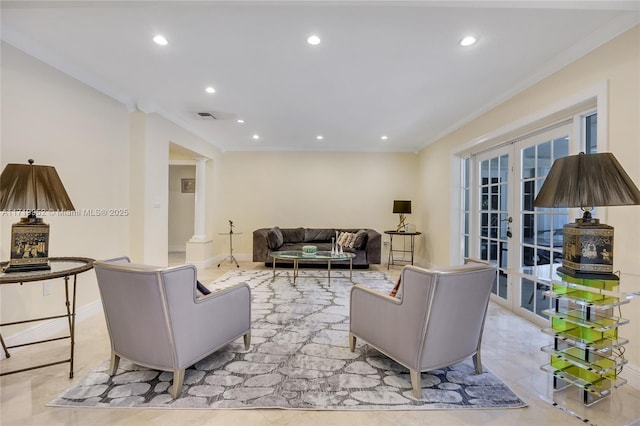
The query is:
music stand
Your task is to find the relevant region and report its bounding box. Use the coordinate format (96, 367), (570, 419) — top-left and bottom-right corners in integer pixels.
(218, 220), (240, 268)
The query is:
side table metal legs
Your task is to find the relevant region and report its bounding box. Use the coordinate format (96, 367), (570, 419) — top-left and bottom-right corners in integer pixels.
(0, 274), (78, 378)
(0, 333), (10, 358)
(387, 233), (418, 269)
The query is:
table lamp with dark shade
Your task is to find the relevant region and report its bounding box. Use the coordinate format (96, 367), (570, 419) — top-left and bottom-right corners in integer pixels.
(393, 200), (411, 232)
(0, 159), (75, 272)
(533, 152), (640, 279)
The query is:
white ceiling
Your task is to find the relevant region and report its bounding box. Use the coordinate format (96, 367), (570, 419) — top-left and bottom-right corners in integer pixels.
(2, 1), (639, 153)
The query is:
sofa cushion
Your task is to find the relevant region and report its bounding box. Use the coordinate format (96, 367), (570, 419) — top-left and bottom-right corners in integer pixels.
(353, 229), (368, 249)
(267, 226), (284, 249)
(282, 227), (305, 243)
(304, 228), (336, 242)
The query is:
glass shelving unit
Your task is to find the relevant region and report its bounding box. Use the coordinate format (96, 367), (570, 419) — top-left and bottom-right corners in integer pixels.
(541, 271), (634, 407)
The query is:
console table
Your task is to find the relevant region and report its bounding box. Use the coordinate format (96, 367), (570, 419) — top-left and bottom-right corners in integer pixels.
(384, 230), (421, 269)
(0, 257), (94, 378)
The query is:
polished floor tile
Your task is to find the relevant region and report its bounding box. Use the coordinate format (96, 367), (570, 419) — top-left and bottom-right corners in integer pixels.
(1, 256), (638, 425)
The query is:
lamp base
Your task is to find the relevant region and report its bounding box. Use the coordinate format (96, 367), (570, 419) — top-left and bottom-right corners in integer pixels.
(562, 217), (614, 276)
(4, 218), (50, 273)
(396, 214), (407, 232)
(2, 262), (51, 273)
(556, 266), (619, 281)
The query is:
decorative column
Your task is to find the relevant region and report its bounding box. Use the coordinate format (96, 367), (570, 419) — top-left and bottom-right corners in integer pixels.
(190, 157), (208, 242)
(186, 157), (214, 268)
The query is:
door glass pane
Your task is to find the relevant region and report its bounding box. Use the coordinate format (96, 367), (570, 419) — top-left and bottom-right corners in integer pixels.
(523, 146), (535, 178)
(586, 113), (597, 154)
(520, 277), (549, 319)
(537, 142), (552, 176)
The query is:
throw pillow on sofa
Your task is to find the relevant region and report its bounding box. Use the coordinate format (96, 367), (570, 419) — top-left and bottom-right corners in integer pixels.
(346, 233), (357, 248)
(337, 232), (352, 246)
(267, 226), (284, 249)
(353, 229), (368, 249)
(282, 227), (305, 243)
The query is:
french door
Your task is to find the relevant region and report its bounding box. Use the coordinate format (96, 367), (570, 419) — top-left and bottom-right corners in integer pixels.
(476, 147), (512, 305)
(473, 122), (574, 325)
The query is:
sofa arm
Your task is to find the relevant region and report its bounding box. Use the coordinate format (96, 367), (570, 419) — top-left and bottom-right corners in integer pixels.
(253, 228), (271, 262)
(365, 230), (381, 264)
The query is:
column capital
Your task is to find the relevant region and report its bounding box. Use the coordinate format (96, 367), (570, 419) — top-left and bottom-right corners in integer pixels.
(193, 157), (209, 164)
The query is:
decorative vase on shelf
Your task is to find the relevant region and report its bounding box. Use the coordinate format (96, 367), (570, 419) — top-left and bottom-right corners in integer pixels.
(331, 237), (336, 255)
(338, 245), (344, 256)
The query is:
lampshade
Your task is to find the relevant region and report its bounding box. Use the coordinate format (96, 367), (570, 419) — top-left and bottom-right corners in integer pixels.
(0, 160), (75, 212)
(533, 152), (640, 209)
(393, 200), (411, 214)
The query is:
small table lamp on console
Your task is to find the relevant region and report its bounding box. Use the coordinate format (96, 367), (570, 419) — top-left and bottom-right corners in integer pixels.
(0, 159), (75, 272)
(393, 200), (411, 232)
(533, 152), (640, 279)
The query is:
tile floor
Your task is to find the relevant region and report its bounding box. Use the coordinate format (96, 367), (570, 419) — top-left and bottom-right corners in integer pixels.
(1, 255), (639, 426)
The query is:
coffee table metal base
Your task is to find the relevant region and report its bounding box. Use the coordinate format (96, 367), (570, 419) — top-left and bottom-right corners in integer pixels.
(270, 251), (354, 285)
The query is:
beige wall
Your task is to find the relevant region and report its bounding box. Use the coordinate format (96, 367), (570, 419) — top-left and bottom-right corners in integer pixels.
(0, 43), (130, 328)
(418, 26), (640, 375)
(213, 151), (420, 257)
(168, 165), (196, 251)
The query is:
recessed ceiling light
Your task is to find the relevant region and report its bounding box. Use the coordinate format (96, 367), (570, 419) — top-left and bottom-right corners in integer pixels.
(252, 134), (260, 140)
(381, 135), (389, 140)
(153, 35), (168, 46)
(459, 36), (477, 47)
(316, 135), (324, 140)
(205, 86), (215, 94)
(307, 35), (321, 45)
(236, 119), (245, 124)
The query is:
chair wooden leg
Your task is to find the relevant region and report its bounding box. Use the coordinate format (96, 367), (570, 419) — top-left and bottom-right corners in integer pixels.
(349, 333), (356, 352)
(108, 352), (120, 376)
(171, 369), (185, 399)
(473, 351), (483, 374)
(410, 369), (422, 399)
(244, 332), (251, 351)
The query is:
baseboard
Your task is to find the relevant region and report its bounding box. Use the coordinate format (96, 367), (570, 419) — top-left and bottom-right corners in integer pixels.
(168, 246), (187, 253)
(0, 299), (103, 360)
(189, 257), (215, 269)
(621, 362), (640, 390)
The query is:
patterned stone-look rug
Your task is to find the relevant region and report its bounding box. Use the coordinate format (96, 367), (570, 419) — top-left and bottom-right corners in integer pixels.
(49, 269), (526, 410)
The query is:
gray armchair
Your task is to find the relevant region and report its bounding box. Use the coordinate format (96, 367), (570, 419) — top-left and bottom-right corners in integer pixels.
(94, 257), (251, 398)
(349, 259), (496, 398)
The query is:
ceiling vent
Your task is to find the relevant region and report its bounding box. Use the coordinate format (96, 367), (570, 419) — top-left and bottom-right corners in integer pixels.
(197, 112), (218, 119)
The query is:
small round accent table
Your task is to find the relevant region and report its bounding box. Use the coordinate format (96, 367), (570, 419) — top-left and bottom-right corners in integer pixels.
(0, 257), (94, 378)
(384, 231), (421, 270)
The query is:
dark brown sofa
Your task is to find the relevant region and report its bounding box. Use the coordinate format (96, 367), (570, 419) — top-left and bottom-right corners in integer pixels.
(253, 227), (381, 268)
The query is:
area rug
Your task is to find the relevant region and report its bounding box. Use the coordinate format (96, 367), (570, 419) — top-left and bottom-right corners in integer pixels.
(49, 269), (526, 410)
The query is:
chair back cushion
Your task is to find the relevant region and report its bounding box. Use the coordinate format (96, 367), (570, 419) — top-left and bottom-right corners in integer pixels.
(419, 264), (495, 368)
(94, 258), (177, 369)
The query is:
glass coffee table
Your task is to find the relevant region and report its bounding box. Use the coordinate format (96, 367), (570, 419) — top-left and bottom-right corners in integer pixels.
(270, 250), (356, 285)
